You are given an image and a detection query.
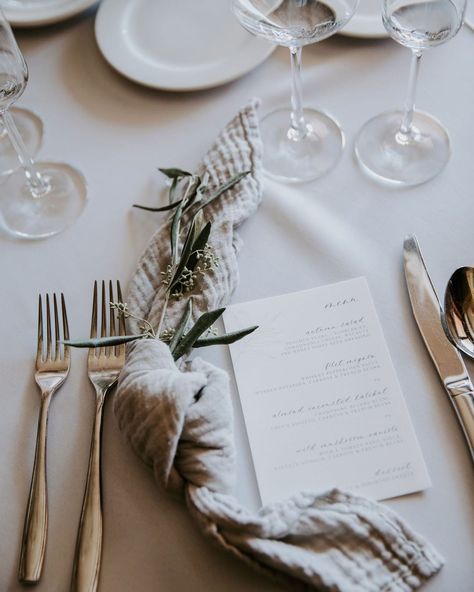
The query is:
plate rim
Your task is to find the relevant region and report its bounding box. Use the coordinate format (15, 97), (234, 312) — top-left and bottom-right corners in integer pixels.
(95, 0), (276, 92)
(4, 0), (98, 27)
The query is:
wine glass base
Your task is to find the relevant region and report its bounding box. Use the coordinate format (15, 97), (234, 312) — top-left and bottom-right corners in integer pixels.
(0, 162), (87, 239)
(260, 107), (344, 183)
(354, 110), (451, 187)
(0, 107), (43, 175)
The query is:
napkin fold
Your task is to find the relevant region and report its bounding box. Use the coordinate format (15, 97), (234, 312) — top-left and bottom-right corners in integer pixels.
(114, 99), (443, 592)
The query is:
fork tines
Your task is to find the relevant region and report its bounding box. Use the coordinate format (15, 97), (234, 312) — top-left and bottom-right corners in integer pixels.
(36, 293), (70, 367)
(89, 280), (126, 357)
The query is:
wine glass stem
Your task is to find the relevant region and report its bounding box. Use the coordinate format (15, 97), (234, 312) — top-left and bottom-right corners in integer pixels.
(289, 46), (307, 140)
(399, 49), (422, 139)
(1, 110), (49, 197)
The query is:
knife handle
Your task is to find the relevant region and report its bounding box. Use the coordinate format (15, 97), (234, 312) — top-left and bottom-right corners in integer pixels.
(452, 392), (474, 462)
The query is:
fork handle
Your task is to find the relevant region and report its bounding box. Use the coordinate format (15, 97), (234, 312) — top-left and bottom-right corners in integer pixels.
(18, 394), (51, 584)
(70, 395), (105, 592)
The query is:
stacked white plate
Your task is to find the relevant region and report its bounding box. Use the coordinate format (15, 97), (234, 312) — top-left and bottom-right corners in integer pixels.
(3, 0), (98, 27)
(95, 0), (276, 92)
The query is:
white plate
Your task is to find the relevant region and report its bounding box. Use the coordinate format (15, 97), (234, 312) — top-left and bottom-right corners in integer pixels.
(340, 0), (388, 38)
(3, 0), (98, 27)
(95, 0), (275, 92)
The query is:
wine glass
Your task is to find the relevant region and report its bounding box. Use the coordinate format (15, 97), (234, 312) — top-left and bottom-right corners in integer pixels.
(233, 0), (359, 183)
(0, 9), (87, 239)
(0, 107), (43, 175)
(354, 0), (466, 186)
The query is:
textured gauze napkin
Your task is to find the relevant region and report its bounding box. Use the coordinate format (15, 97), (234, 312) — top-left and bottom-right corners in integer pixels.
(114, 99), (443, 592)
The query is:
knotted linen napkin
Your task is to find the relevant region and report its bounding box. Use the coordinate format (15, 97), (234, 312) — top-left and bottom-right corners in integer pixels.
(114, 99), (443, 592)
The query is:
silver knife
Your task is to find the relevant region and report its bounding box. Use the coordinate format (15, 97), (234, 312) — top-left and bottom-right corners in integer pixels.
(403, 235), (474, 462)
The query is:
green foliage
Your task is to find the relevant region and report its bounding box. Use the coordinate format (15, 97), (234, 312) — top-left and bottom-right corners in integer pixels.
(69, 166), (257, 358)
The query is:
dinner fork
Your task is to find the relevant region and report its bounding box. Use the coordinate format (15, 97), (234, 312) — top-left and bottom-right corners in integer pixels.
(18, 293), (70, 584)
(71, 280), (126, 592)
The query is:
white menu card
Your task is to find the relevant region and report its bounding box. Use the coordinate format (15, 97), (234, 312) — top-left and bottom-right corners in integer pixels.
(223, 277), (430, 504)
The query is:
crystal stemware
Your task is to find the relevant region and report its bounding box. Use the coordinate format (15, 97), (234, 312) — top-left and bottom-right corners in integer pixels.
(354, 0), (466, 186)
(0, 107), (42, 175)
(0, 9), (87, 239)
(233, 0), (358, 183)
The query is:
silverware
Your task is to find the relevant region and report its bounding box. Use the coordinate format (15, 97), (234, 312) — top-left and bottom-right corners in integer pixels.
(444, 267), (474, 359)
(71, 280), (126, 592)
(403, 235), (474, 462)
(19, 294), (70, 584)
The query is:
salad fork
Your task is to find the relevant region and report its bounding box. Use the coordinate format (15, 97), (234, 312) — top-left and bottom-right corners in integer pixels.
(19, 293), (70, 584)
(71, 280), (126, 592)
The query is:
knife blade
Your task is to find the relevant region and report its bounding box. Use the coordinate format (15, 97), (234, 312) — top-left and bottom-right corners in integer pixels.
(403, 235), (474, 462)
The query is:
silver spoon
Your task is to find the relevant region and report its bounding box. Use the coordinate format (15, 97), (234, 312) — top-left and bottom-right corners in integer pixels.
(444, 267), (474, 358)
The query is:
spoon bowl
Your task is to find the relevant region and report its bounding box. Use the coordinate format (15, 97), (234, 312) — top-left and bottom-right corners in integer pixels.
(444, 266), (474, 359)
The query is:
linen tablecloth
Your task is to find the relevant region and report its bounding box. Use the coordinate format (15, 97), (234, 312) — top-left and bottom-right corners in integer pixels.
(1, 9), (473, 591)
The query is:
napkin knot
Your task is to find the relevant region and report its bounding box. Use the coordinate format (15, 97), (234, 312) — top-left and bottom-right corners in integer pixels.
(115, 339), (236, 496)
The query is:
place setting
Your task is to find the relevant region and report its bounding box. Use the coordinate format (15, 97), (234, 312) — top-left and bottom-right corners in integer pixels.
(1, 1), (473, 591)
(14, 106), (448, 590)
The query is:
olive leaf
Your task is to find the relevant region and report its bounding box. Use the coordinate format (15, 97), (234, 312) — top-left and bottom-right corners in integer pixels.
(168, 215), (198, 292)
(192, 209), (205, 235)
(169, 176), (180, 205)
(132, 198), (183, 213)
(170, 191), (186, 266)
(184, 221), (211, 276)
(133, 170), (248, 218)
(170, 220), (212, 296)
(169, 299), (193, 353)
(63, 334), (147, 348)
(193, 325), (258, 347)
(190, 220), (211, 254)
(158, 167), (192, 179)
(184, 172), (209, 210)
(194, 171), (250, 214)
(172, 308), (225, 360)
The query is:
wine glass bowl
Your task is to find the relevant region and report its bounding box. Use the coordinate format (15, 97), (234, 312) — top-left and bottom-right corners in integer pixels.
(383, 0), (464, 50)
(234, 0), (356, 46)
(233, 0), (358, 183)
(0, 33), (27, 109)
(0, 9), (44, 175)
(355, 0), (466, 186)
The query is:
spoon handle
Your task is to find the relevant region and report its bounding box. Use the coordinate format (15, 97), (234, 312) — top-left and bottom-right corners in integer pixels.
(451, 392), (474, 461)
